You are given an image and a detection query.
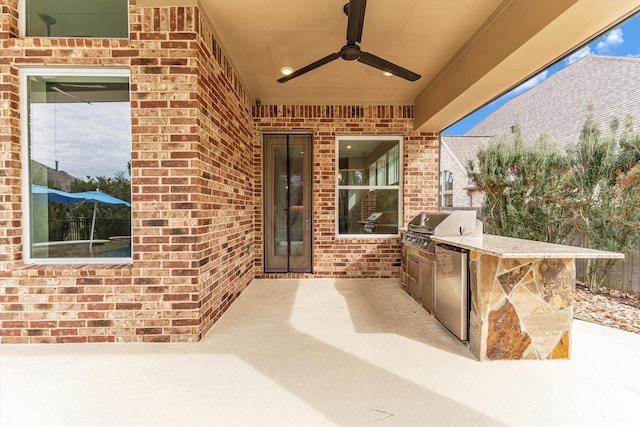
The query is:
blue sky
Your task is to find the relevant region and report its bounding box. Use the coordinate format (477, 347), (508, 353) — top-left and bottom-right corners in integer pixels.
(442, 12), (640, 136)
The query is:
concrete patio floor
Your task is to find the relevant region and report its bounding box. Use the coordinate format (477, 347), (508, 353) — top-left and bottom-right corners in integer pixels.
(1, 278), (639, 426)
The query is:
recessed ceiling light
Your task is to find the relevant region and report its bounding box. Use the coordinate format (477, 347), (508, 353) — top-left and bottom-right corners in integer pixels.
(280, 67), (294, 76)
(383, 71), (393, 77)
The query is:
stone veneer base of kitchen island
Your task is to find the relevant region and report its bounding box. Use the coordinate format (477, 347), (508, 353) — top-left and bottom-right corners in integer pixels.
(431, 234), (624, 361)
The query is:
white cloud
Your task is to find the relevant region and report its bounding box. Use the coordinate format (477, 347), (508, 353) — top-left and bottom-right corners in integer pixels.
(596, 28), (623, 53)
(31, 102), (131, 180)
(509, 70), (549, 97)
(565, 46), (591, 65)
(565, 28), (624, 65)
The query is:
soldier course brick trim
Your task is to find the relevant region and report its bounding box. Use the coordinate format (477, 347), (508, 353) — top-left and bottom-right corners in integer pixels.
(253, 105), (439, 279)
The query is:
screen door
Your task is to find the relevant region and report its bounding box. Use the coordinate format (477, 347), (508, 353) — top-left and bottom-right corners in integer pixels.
(264, 134), (312, 272)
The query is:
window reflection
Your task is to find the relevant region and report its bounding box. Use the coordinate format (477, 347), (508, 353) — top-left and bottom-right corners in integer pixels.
(25, 0), (128, 38)
(25, 71), (132, 261)
(337, 138), (401, 235)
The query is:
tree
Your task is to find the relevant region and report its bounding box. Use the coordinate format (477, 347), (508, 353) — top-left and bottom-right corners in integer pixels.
(468, 111), (640, 293)
(68, 172), (132, 240)
(568, 111), (640, 291)
(467, 124), (573, 244)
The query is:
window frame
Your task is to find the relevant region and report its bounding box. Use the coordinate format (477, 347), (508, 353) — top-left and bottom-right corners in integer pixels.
(20, 66), (132, 265)
(19, 0), (130, 39)
(440, 170), (454, 208)
(335, 135), (403, 238)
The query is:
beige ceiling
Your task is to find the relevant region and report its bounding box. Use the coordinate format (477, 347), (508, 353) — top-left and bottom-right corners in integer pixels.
(190, 0), (640, 131)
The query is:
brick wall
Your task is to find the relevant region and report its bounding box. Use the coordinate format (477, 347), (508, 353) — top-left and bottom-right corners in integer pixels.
(0, 2), (255, 343)
(0, 0), (18, 39)
(0, 1), (20, 272)
(0, 2), (441, 343)
(253, 105), (439, 278)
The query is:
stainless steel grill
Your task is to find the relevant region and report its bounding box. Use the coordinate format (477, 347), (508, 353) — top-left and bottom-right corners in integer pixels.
(402, 211), (480, 252)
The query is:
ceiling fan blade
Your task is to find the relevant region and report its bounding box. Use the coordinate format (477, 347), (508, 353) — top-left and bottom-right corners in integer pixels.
(59, 83), (107, 89)
(346, 0), (367, 44)
(358, 51), (421, 81)
(50, 86), (93, 104)
(277, 52), (341, 83)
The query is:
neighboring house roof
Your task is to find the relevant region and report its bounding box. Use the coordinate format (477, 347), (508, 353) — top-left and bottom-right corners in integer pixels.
(441, 136), (491, 172)
(31, 160), (79, 192)
(466, 55), (640, 148)
(47, 168), (78, 192)
(441, 54), (640, 209)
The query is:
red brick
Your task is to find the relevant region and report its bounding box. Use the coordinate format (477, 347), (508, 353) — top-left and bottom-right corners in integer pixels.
(172, 319), (199, 327)
(78, 295), (105, 303)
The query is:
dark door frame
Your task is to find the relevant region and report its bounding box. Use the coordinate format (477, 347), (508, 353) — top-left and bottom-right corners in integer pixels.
(263, 132), (313, 273)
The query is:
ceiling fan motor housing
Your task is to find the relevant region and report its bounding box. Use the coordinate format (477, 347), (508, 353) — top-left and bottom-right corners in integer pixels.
(340, 45), (361, 61)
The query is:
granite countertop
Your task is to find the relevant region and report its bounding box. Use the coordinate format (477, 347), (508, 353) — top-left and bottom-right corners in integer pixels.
(430, 234), (625, 259)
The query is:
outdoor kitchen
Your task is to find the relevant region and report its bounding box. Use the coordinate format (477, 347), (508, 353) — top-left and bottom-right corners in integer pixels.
(401, 211), (624, 361)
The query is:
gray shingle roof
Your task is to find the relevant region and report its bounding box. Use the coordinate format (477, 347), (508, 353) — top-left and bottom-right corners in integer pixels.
(441, 136), (491, 170)
(465, 55), (640, 148)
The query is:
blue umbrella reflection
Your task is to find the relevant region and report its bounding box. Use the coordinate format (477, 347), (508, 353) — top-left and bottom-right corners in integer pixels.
(31, 184), (131, 252)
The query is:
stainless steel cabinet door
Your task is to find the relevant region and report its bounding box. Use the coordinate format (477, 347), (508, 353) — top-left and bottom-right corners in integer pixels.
(435, 244), (469, 340)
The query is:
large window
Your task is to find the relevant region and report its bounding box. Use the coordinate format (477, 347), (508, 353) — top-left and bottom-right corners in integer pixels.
(22, 0), (128, 38)
(21, 68), (132, 263)
(336, 136), (401, 236)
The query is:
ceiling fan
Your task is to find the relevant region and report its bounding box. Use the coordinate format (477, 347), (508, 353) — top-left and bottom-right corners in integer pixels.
(45, 80), (107, 105)
(278, 0), (421, 83)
